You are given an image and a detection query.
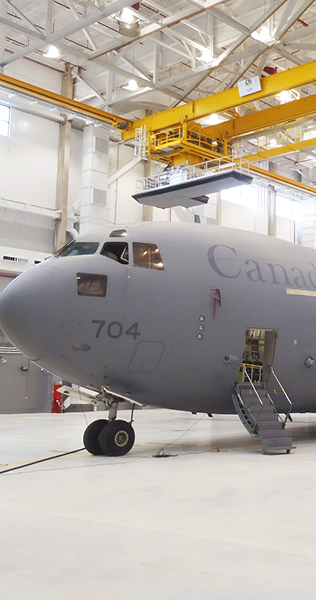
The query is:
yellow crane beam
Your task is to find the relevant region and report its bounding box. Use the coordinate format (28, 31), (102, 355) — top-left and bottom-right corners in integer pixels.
(122, 60), (316, 141)
(248, 164), (316, 196)
(240, 135), (316, 163)
(202, 93), (316, 141)
(0, 73), (131, 129)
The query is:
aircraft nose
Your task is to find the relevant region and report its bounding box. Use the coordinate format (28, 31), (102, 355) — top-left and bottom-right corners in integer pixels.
(0, 264), (66, 360)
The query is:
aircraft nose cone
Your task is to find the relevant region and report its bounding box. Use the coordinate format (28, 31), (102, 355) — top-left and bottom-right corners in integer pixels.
(0, 265), (65, 360)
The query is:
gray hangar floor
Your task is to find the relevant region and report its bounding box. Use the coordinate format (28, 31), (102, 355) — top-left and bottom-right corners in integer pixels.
(1, 408), (316, 600)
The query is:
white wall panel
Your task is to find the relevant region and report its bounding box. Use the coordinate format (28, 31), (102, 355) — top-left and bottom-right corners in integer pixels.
(221, 200), (256, 232)
(4, 109), (59, 209)
(5, 60), (62, 94)
(276, 216), (294, 242)
(109, 145), (143, 224)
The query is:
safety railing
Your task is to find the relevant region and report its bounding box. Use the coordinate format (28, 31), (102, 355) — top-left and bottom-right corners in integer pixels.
(240, 362), (263, 383)
(242, 366), (264, 406)
(138, 157), (250, 192)
(269, 366), (293, 427)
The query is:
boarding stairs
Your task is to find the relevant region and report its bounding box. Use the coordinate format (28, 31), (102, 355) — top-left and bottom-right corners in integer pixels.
(232, 367), (293, 454)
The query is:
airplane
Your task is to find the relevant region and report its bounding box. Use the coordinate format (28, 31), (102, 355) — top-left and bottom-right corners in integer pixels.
(1, 220), (316, 456)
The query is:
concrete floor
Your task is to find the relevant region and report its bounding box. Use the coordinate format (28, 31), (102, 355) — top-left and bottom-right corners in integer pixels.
(1, 409), (316, 600)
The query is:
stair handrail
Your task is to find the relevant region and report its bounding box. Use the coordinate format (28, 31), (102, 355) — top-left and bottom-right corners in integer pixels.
(242, 366), (264, 405)
(269, 366), (293, 426)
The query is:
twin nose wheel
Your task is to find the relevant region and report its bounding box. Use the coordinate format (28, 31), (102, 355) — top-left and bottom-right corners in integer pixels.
(83, 419), (135, 456)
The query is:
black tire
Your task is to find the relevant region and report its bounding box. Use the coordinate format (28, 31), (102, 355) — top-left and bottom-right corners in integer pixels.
(83, 419), (108, 455)
(98, 420), (135, 456)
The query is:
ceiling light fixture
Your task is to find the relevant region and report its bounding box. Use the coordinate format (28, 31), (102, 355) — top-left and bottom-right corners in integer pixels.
(116, 7), (140, 37)
(123, 79), (139, 92)
(251, 26), (275, 44)
(43, 45), (60, 59)
(276, 89), (300, 104)
(197, 113), (227, 127)
(197, 48), (213, 64)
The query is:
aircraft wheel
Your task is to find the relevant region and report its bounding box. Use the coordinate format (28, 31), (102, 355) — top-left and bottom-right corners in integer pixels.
(98, 420), (135, 456)
(83, 419), (108, 455)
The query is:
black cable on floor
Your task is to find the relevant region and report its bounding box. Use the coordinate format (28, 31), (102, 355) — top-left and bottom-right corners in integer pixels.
(0, 447), (85, 474)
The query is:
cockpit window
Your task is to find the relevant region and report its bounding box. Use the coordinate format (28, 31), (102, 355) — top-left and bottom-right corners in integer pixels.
(77, 273), (107, 297)
(57, 241), (99, 257)
(133, 243), (164, 270)
(100, 242), (129, 265)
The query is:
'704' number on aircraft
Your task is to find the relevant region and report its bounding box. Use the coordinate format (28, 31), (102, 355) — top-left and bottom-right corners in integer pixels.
(92, 320), (141, 340)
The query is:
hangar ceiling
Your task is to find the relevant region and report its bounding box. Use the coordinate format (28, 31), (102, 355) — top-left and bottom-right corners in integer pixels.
(1, 0), (316, 177)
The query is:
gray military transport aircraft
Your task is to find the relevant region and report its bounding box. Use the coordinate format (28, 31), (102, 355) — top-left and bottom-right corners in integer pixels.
(1, 221), (316, 455)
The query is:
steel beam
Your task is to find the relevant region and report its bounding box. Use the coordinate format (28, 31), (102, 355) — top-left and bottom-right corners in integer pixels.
(243, 137), (316, 163)
(202, 94), (316, 141)
(0, 0), (137, 67)
(249, 164), (316, 196)
(122, 61), (316, 141)
(0, 72), (131, 128)
(88, 0), (228, 60)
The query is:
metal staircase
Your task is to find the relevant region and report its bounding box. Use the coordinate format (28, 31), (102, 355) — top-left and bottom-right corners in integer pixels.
(233, 367), (293, 454)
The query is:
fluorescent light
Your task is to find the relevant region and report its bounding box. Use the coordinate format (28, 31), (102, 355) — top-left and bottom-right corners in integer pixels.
(43, 45), (60, 59)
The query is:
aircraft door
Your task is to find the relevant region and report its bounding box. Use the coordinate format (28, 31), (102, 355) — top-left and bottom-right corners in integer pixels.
(240, 328), (277, 383)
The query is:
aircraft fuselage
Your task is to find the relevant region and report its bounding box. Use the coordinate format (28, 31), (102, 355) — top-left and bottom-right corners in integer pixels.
(1, 222), (316, 416)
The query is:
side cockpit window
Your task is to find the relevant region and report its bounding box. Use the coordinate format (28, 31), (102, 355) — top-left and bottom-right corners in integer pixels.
(100, 242), (129, 265)
(77, 273), (107, 297)
(133, 243), (164, 270)
(57, 241), (99, 257)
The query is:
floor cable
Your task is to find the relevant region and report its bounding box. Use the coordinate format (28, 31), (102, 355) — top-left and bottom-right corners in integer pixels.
(0, 448), (85, 475)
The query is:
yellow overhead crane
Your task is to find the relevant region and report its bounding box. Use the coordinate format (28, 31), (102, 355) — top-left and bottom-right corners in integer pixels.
(121, 60), (316, 167)
(0, 72), (131, 129)
(2, 63), (316, 196)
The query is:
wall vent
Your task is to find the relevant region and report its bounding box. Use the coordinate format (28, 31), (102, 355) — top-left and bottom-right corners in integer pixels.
(3, 255), (28, 263)
(92, 188), (107, 206)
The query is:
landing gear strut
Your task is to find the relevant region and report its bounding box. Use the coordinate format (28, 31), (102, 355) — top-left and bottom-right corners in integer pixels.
(83, 399), (136, 457)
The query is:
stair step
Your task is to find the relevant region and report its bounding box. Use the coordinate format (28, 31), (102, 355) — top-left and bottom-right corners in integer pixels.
(261, 438), (292, 454)
(259, 429), (288, 439)
(233, 380), (293, 454)
(245, 404), (277, 414)
(245, 396), (271, 405)
(238, 382), (265, 389)
(258, 421), (284, 431)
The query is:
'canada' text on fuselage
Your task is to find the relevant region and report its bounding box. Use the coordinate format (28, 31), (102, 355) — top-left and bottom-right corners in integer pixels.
(208, 244), (316, 290)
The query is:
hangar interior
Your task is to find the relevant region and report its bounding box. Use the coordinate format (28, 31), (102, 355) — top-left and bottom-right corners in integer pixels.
(3, 2), (316, 597)
(2, 0), (316, 413)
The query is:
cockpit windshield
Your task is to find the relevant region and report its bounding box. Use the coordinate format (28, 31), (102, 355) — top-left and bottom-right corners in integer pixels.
(57, 241), (99, 257)
(100, 242), (129, 264)
(133, 243), (164, 270)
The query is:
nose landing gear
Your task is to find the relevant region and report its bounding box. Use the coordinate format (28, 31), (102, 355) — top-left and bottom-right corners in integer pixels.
(83, 400), (136, 457)
(98, 419), (135, 456)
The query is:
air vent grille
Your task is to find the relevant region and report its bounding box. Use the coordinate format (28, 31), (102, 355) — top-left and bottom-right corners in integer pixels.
(2, 255), (28, 263)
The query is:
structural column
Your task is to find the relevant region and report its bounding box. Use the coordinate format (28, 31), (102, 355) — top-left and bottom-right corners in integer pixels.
(80, 125), (109, 234)
(54, 65), (73, 252)
(301, 197), (316, 248)
(267, 184), (276, 237)
(142, 159), (153, 221)
(215, 192), (221, 225)
(0, 4), (6, 64)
